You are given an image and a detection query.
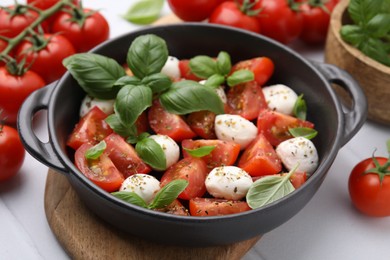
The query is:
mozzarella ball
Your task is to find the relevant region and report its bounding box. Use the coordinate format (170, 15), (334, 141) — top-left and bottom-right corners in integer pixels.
(80, 95), (115, 117)
(276, 137), (319, 175)
(149, 134), (180, 170)
(199, 80), (227, 104)
(214, 114), (258, 150)
(120, 174), (160, 204)
(161, 56), (181, 79)
(262, 84), (298, 115)
(206, 166), (253, 200)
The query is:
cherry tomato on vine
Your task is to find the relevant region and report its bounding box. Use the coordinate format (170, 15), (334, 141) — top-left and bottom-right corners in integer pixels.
(348, 141), (390, 217)
(167, 0), (223, 21)
(27, 0), (79, 10)
(0, 124), (26, 182)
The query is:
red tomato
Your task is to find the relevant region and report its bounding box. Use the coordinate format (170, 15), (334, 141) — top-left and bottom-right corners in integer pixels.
(0, 125), (26, 182)
(16, 34), (76, 83)
(167, 0), (222, 21)
(189, 197), (251, 216)
(0, 67), (45, 126)
(231, 57), (274, 86)
(182, 139), (240, 169)
(148, 100), (196, 142)
(298, 0), (339, 44)
(178, 60), (203, 81)
(238, 133), (282, 177)
(349, 156), (390, 217)
(67, 106), (113, 150)
(209, 1), (261, 33)
(134, 111), (149, 134)
(0, 39), (12, 66)
(51, 8), (109, 52)
(103, 133), (151, 178)
(187, 110), (217, 139)
(74, 142), (124, 192)
(289, 171), (307, 189)
(155, 199), (190, 216)
(257, 109), (315, 147)
(225, 81), (268, 120)
(257, 0), (303, 44)
(160, 157), (208, 200)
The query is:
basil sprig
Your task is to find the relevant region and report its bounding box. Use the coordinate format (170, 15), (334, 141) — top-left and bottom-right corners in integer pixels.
(135, 136), (167, 171)
(293, 94), (307, 120)
(289, 127), (318, 140)
(183, 146), (216, 158)
(85, 141), (107, 160)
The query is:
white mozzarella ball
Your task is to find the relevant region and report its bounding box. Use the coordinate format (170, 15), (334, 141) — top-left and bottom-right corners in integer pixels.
(199, 80), (227, 104)
(262, 84), (298, 115)
(276, 137), (319, 175)
(149, 134), (180, 169)
(206, 166), (253, 200)
(80, 95), (115, 117)
(120, 174), (161, 204)
(214, 114), (258, 150)
(161, 56), (181, 79)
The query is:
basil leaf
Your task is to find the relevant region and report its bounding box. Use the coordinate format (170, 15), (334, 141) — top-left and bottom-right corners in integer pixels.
(189, 55), (218, 79)
(216, 51), (231, 76)
(359, 37), (390, 66)
(85, 141), (106, 160)
(340, 25), (366, 46)
(123, 0), (164, 25)
(141, 73), (172, 94)
(111, 191), (148, 208)
(105, 114), (138, 138)
(293, 94), (307, 120)
(227, 70), (254, 87)
(366, 14), (390, 38)
(127, 34), (168, 78)
(135, 137), (166, 171)
(204, 74), (225, 88)
(148, 179), (188, 209)
(289, 127), (318, 140)
(63, 53), (126, 99)
(114, 75), (141, 87)
(348, 0), (382, 25)
(183, 146), (216, 158)
(159, 80), (224, 115)
(115, 85), (152, 127)
(381, 0), (390, 13)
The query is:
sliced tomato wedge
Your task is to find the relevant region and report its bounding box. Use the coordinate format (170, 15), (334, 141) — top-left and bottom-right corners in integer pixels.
(257, 108), (315, 146)
(155, 199), (190, 216)
(231, 57), (274, 86)
(189, 197), (251, 216)
(160, 157), (208, 200)
(104, 133), (151, 178)
(186, 110), (217, 139)
(67, 106), (113, 150)
(178, 59), (203, 81)
(74, 143), (124, 192)
(238, 133), (282, 177)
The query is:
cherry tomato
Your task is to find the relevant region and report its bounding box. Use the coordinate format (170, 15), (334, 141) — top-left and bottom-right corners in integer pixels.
(155, 199), (189, 216)
(231, 57), (274, 86)
(187, 110), (217, 139)
(189, 197), (251, 216)
(256, 0), (303, 44)
(0, 67), (46, 126)
(16, 34), (76, 84)
(0, 125), (26, 182)
(178, 60), (203, 81)
(349, 149), (390, 217)
(167, 0), (222, 21)
(209, 1), (261, 33)
(238, 133), (282, 177)
(75, 142), (124, 192)
(161, 157), (208, 200)
(51, 8), (109, 52)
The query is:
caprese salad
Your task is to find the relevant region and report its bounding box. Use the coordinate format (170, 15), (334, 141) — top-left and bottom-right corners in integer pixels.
(64, 34), (319, 217)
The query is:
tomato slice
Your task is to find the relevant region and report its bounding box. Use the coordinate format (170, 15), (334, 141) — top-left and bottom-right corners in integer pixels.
(189, 197), (251, 216)
(155, 199), (190, 216)
(288, 172), (307, 189)
(178, 59), (203, 81)
(67, 106), (113, 150)
(231, 57), (274, 86)
(104, 133), (151, 178)
(160, 157), (208, 200)
(182, 139), (240, 169)
(148, 99), (196, 142)
(257, 108), (315, 146)
(74, 143), (124, 192)
(186, 110), (217, 139)
(135, 111), (149, 134)
(238, 133), (282, 177)
(225, 81), (268, 120)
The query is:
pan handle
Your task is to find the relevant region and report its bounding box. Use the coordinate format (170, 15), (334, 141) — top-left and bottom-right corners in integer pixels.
(17, 81), (68, 174)
(311, 61), (367, 146)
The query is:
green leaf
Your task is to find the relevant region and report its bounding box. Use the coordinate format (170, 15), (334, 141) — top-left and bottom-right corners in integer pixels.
(135, 137), (167, 171)
(381, 0), (390, 13)
(85, 141), (106, 160)
(289, 127), (318, 140)
(359, 37), (390, 66)
(114, 75), (141, 87)
(204, 74), (225, 88)
(216, 51), (231, 76)
(183, 146), (216, 158)
(366, 14), (390, 38)
(123, 0), (164, 25)
(348, 0), (383, 25)
(63, 53), (126, 99)
(293, 94), (307, 120)
(159, 80), (224, 115)
(141, 73), (172, 94)
(340, 25), (366, 46)
(189, 55), (218, 79)
(105, 114), (138, 138)
(114, 85), (153, 127)
(111, 191), (148, 208)
(127, 34), (168, 79)
(227, 70), (254, 87)
(148, 179), (188, 209)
